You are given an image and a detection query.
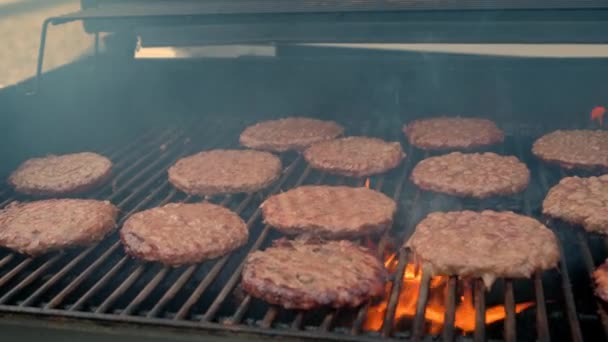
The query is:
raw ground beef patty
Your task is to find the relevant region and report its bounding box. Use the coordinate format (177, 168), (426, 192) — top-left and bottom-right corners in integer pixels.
(168, 149), (282, 196)
(239, 117), (344, 152)
(0, 199), (118, 255)
(120, 202), (248, 266)
(303, 136), (405, 177)
(543, 175), (608, 235)
(406, 210), (560, 288)
(261, 185), (396, 239)
(241, 238), (387, 309)
(9, 152), (112, 195)
(410, 152), (530, 198)
(403, 117), (504, 150)
(532, 130), (608, 170)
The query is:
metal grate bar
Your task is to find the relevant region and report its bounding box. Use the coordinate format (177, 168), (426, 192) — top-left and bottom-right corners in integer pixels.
(381, 250), (409, 337)
(442, 277), (458, 342)
(0, 255), (14, 269)
(534, 272), (550, 342)
(146, 265), (196, 318)
(120, 267), (170, 316)
(503, 280), (516, 342)
(557, 242), (584, 342)
(0, 254), (62, 304)
(0, 259), (33, 289)
(412, 267), (432, 340)
(95, 265), (147, 313)
(474, 280), (486, 342)
(261, 307), (279, 329)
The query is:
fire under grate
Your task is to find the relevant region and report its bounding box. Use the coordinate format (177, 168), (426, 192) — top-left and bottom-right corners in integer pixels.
(0, 117), (607, 342)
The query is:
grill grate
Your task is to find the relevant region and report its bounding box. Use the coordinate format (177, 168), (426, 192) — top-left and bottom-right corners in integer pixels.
(0, 118), (607, 341)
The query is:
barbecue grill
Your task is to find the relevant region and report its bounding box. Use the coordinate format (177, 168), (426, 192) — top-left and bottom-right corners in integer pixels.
(2, 1), (608, 341)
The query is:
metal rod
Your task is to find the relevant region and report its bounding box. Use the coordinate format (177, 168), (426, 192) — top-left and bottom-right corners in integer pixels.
(146, 265), (196, 318)
(0, 259), (32, 288)
(95, 265), (146, 314)
(411, 268), (431, 340)
(0, 255), (61, 304)
(534, 272), (550, 342)
(442, 276), (457, 342)
(260, 307), (279, 329)
(556, 240), (584, 342)
(224, 295), (251, 325)
(504, 280), (516, 342)
(474, 279), (486, 342)
(34, 18), (53, 94)
(380, 250), (408, 337)
(69, 256), (128, 311)
(121, 267), (169, 315)
(0, 254), (14, 269)
(291, 312), (304, 330)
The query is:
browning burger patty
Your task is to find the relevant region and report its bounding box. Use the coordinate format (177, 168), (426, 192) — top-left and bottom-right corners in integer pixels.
(532, 130), (608, 170)
(411, 152), (530, 198)
(406, 210), (559, 287)
(543, 175), (608, 235)
(0, 199), (118, 255)
(240, 117), (344, 152)
(403, 117), (504, 150)
(241, 238), (387, 309)
(261, 185), (396, 239)
(303, 136), (405, 177)
(121, 202), (248, 266)
(168, 149), (282, 196)
(593, 259), (608, 302)
(9, 152), (112, 195)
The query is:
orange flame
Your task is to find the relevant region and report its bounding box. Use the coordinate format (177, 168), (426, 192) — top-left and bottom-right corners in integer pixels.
(591, 106), (606, 127)
(364, 178), (371, 189)
(364, 253), (534, 334)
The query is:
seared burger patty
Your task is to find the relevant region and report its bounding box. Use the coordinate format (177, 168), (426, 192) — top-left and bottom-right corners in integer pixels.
(261, 185), (396, 239)
(9, 152), (112, 196)
(240, 117), (344, 152)
(532, 130), (608, 170)
(168, 149), (282, 196)
(121, 202), (248, 266)
(411, 152), (530, 198)
(543, 175), (608, 235)
(0, 199), (118, 255)
(241, 238), (387, 309)
(303, 136), (405, 177)
(403, 117), (504, 150)
(593, 259), (608, 302)
(406, 210), (559, 288)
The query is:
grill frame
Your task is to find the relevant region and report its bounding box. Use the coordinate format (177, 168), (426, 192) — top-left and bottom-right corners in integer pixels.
(1, 116), (608, 341)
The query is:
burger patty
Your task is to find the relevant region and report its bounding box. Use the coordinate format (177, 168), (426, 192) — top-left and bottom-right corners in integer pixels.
(261, 185), (396, 239)
(543, 175), (608, 234)
(532, 130), (608, 170)
(168, 149), (282, 196)
(9, 152), (112, 196)
(403, 117), (504, 150)
(0, 199), (118, 255)
(411, 152), (530, 198)
(406, 210), (559, 288)
(241, 238), (387, 309)
(593, 259), (608, 302)
(303, 136), (405, 177)
(240, 117), (344, 152)
(120, 202), (248, 266)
